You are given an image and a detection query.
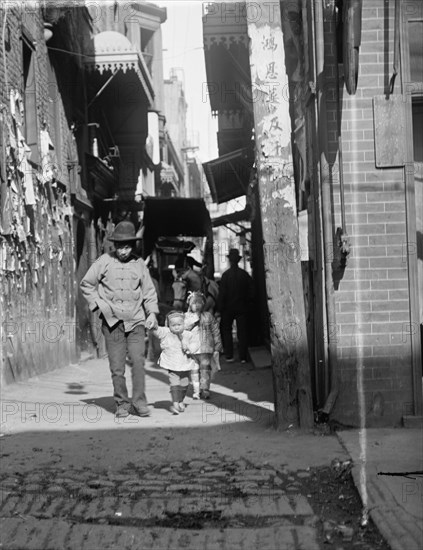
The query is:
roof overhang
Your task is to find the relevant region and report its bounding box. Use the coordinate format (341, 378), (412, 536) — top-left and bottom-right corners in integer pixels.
(142, 197), (212, 257)
(202, 147), (254, 204)
(132, 2), (167, 23)
(84, 31), (154, 105)
(202, 5), (251, 113)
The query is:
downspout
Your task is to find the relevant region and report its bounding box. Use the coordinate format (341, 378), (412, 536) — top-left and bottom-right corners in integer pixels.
(333, 4), (351, 270)
(312, 0), (339, 415)
(88, 220), (100, 357)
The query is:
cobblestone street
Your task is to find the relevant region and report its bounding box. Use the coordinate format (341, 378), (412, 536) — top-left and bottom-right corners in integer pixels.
(0, 457), (321, 549)
(0, 359), (391, 549)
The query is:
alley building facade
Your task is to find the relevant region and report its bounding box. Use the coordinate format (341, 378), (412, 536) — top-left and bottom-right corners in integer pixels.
(0, 4), (88, 382)
(0, 1), (186, 383)
(203, 0), (422, 427)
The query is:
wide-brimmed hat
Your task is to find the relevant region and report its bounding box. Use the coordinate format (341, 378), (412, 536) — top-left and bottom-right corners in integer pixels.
(227, 248), (242, 261)
(108, 221), (139, 242)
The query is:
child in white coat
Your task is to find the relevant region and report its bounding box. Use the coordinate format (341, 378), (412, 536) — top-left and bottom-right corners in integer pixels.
(151, 310), (194, 414)
(184, 292), (223, 399)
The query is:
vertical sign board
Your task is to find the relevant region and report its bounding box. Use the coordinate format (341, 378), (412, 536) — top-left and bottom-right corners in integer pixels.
(373, 95), (406, 167)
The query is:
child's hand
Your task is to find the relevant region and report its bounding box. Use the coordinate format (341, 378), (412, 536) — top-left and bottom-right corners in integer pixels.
(146, 313), (158, 330)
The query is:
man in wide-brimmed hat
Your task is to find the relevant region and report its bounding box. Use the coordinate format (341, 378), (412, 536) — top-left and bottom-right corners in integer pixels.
(217, 248), (254, 364)
(80, 221), (158, 418)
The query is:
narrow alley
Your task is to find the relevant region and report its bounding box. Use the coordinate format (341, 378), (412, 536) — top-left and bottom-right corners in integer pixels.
(1, 0), (423, 549)
(0, 355), (395, 550)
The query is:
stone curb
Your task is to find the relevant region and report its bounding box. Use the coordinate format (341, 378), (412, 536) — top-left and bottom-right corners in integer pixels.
(350, 464), (423, 550)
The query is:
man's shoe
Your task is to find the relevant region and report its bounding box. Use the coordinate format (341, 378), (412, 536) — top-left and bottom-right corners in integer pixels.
(200, 390), (211, 400)
(115, 405), (130, 418)
(178, 402), (185, 412)
(240, 359), (247, 364)
(225, 357), (235, 363)
(131, 405), (151, 417)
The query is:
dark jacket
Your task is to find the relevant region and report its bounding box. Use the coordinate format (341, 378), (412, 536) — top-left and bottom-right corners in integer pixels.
(218, 266), (254, 314)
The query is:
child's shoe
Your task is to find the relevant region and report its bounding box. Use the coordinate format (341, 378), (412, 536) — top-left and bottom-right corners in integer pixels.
(192, 392), (200, 400)
(170, 403), (180, 415)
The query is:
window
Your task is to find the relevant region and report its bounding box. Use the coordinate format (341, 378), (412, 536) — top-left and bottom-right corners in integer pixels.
(139, 27), (154, 73)
(22, 32), (39, 163)
(409, 22), (423, 84)
(412, 101), (423, 163)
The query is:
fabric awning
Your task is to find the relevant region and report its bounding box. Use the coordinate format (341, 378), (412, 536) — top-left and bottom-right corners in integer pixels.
(84, 31), (154, 105)
(202, 147), (254, 204)
(142, 197), (212, 257)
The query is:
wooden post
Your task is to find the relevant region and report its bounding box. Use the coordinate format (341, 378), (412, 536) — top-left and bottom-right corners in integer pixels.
(246, 0), (313, 429)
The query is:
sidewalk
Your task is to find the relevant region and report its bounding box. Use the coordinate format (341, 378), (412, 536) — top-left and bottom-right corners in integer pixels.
(0, 355), (421, 549)
(338, 428), (423, 550)
(0, 355), (343, 469)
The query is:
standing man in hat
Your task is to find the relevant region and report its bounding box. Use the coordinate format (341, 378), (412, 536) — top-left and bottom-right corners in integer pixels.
(218, 248), (254, 363)
(80, 221), (159, 418)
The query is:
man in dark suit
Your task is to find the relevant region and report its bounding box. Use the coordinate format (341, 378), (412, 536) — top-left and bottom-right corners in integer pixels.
(218, 249), (254, 363)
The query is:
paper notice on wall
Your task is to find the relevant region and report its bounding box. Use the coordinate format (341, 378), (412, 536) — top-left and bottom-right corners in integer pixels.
(40, 129), (54, 158)
(298, 209), (309, 261)
(0, 181), (13, 235)
(20, 156), (36, 205)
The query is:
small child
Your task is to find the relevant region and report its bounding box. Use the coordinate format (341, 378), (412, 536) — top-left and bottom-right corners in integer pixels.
(184, 291), (223, 400)
(151, 310), (194, 415)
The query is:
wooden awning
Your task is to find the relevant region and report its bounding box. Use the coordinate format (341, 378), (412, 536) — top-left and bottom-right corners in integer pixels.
(212, 207), (250, 227)
(202, 147), (254, 204)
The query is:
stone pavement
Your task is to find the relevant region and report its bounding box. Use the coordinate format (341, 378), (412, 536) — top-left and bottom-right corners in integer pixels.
(0, 456), (320, 549)
(338, 428), (423, 550)
(0, 356), (336, 549)
(0, 354), (419, 549)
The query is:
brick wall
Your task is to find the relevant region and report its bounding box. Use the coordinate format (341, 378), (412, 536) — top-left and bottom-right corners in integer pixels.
(322, 0), (414, 426)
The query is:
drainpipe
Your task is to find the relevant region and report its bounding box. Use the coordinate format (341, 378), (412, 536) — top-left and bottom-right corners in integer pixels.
(312, 0), (339, 415)
(87, 219), (100, 357)
(333, 4), (351, 270)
